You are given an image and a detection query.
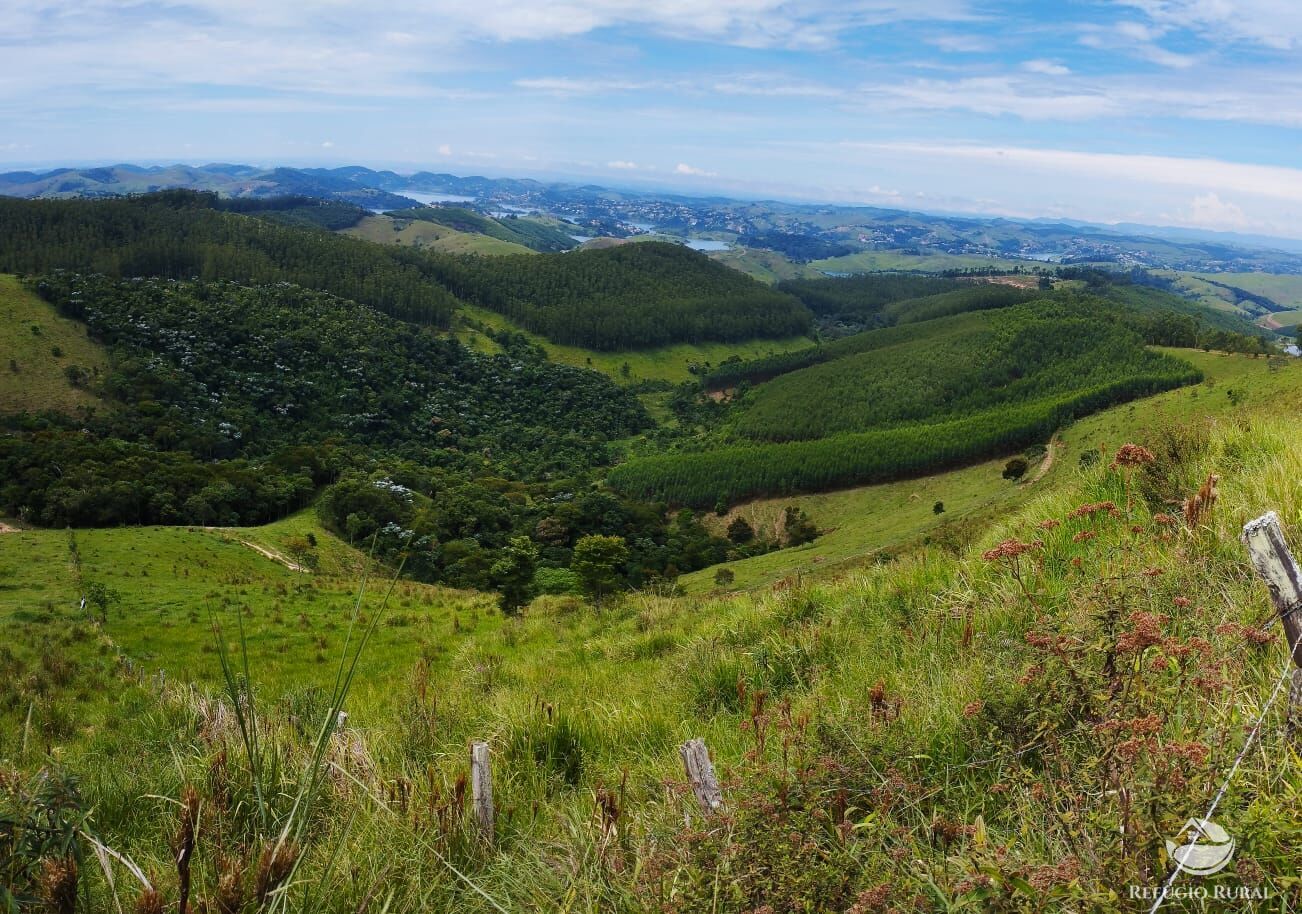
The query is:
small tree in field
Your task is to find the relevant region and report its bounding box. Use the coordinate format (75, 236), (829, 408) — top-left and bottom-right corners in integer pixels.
(933, 501), (945, 514)
(85, 581), (119, 623)
(571, 535), (628, 606)
(713, 567), (735, 588)
(492, 536), (538, 615)
(1003, 457), (1029, 481)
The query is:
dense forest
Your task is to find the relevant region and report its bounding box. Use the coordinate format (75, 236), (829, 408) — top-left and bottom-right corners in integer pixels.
(0, 275), (768, 592)
(0, 193), (814, 351)
(0, 192), (462, 326)
(424, 242), (813, 349)
(779, 273), (962, 321)
(388, 206), (579, 252)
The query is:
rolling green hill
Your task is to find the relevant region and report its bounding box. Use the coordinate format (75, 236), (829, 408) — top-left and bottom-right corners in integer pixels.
(732, 303), (1192, 442)
(4, 399), (1301, 911)
(0, 274), (108, 415)
(0, 193), (814, 351)
(387, 206), (579, 252)
(426, 241), (813, 350)
(0, 192), (463, 327)
(342, 214), (537, 255)
(611, 291), (1220, 507)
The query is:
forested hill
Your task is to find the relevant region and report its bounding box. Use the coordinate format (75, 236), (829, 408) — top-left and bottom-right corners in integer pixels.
(424, 242), (812, 350)
(0, 192), (813, 350)
(610, 294), (1204, 506)
(0, 192), (461, 327)
(2, 273), (650, 527)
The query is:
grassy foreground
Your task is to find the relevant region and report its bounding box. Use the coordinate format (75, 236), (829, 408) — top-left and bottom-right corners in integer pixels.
(5, 397), (1302, 910)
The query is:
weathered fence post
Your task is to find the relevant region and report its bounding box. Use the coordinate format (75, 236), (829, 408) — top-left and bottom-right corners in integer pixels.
(470, 740), (494, 842)
(1240, 511), (1302, 733)
(679, 738), (724, 816)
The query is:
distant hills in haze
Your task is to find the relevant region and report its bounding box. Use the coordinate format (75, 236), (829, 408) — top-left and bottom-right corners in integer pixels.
(4, 162), (1302, 277)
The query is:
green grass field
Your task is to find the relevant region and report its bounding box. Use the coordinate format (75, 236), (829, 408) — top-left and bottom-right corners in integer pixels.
(0, 511), (496, 716)
(341, 214), (536, 255)
(5, 401), (1301, 910)
(1194, 271), (1302, 308)
(0, 274), (108, 414)
(809, 249), (1039, 274)
(1259, 308), (1302, 329)
(681, 454), (1023, 593)
(707, 248), (825, 284)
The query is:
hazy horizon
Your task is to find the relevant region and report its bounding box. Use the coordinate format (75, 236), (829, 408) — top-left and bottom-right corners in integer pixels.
(5, 2), (1302, 236)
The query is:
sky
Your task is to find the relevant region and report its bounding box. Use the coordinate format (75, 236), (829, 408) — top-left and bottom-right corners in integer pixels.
(3, 1), (1302, 236)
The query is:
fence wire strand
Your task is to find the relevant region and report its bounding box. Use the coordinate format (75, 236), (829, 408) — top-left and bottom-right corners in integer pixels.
(1147, 650), (1296, 914)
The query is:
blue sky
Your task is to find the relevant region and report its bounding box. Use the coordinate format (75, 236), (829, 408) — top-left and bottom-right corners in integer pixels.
(4, 1), (1302, 235)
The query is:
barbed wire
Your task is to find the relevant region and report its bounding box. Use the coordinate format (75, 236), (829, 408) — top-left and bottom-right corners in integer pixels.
(1147, 649), (1296, 914)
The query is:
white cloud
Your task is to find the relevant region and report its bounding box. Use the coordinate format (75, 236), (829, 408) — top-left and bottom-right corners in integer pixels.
(675, 162), (717, 176)
(607, 160), (641, 169)
(845, 141), (1302, 205)
(437, 143), (452, 156)
(1118, 0), (1302, 50)
(1078, 21), (1198, 68)
(926, 33), (992, 52)
(420, 0), (975, 49)
(847, 67), (1302, 128)
(321, 140), (334, 148)
(855, 76), (1119, 120)
(1167, 192), (1251, 230)
(514, 77), (659, 95)
(1022, 59), (1070, 76)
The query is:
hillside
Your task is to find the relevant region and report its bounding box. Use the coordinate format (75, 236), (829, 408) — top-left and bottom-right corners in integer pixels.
(385, 207), (579, 252)
(342, 214), (538, 255)
(611, 292), (1213, 507)
(4, 393), (1302, 910)
(0, 193), (814, 352)
(0, 274), (108, 415)
(0, 192), (463, 327)
(732, 303), (1196, 442)
(424, 241), (813, 350)
(683, 347), (1302, 592)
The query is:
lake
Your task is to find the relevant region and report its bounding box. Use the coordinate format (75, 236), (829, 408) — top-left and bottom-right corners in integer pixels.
(398, 191), (476, 205)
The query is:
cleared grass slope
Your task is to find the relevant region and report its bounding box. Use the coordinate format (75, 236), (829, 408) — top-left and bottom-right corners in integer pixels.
(0, 273), (108, 415)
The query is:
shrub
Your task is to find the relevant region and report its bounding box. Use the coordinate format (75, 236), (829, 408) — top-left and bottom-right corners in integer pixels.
(1003, 456), (1029, 480)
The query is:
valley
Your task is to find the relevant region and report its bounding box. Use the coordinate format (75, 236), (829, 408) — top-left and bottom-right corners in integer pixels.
(2, 182), (1300, 914)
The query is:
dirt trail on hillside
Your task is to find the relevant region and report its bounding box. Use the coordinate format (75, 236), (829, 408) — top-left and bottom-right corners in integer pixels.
(1029, 438), (1060, 484)
(0, 521), (18, 534)
(239, 540), (308, 572)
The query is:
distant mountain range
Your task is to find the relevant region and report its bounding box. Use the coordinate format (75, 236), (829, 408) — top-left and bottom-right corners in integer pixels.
(5, 162), (1302, 275)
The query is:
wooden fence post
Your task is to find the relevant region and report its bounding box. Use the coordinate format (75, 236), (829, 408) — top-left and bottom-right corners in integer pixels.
(470, 740), (494, 842)
(679, 738), (724, 816)
(1240, 511), (1302, 733)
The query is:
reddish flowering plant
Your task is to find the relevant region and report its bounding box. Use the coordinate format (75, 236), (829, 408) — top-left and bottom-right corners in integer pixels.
(1111, 443), (1156, 469)
(1068, 501), (1118, 519)
(982, 539), (1042, 607)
